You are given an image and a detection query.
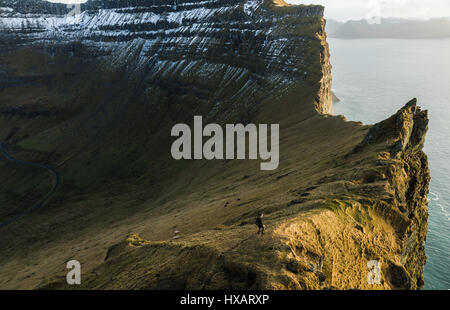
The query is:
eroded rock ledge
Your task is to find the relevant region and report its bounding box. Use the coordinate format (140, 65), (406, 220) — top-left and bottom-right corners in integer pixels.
(349, 99), (430, 289)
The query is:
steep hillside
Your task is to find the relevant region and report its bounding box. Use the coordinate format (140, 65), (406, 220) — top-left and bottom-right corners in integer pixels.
(0, 0), (428, 290)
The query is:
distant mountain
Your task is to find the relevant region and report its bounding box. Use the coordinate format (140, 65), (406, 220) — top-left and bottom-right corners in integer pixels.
(325, 19), (344, 36)
(327, 17), (450, 39)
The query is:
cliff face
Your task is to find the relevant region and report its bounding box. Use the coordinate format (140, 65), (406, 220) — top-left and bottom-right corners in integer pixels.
(351, 99), (429, 289)
(0, 0), (428, 290)
(0, 0), (329, 123)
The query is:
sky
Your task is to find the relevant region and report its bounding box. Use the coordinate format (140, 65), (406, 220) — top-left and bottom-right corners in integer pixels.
(287, 0), (450, 21)
(46, 0), (450, 22)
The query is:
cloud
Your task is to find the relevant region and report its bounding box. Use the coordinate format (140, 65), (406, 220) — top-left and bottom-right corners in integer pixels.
(287, 0), (450, 21)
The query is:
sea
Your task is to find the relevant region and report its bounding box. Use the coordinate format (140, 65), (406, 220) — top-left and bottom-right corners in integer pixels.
(329, 38), (450, 290)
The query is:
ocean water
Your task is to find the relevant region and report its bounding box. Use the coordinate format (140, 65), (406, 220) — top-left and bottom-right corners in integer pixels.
(329, 38), (450, 290)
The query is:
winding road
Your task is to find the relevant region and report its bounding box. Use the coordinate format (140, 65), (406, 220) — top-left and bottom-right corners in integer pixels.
(0, 141), (60, 228)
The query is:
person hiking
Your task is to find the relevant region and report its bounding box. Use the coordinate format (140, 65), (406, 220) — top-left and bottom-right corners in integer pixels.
(255, 213), (265, 235)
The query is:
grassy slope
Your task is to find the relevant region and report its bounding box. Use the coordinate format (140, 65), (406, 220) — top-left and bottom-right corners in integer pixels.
(0, 12), (428, 289)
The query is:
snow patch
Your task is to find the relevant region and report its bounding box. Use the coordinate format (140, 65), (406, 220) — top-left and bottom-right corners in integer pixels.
(244, 0), (261, 16)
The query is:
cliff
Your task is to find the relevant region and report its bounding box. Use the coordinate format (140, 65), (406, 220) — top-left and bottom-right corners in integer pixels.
(0, 0), (428, 290)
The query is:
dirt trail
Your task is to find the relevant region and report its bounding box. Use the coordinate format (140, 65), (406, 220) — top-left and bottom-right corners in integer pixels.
(0, 141), (60, 228)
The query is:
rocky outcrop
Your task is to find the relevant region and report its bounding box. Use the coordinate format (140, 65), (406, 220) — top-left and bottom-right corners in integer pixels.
(353, 99), (428, 158)
(351, 99), (430, 289)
